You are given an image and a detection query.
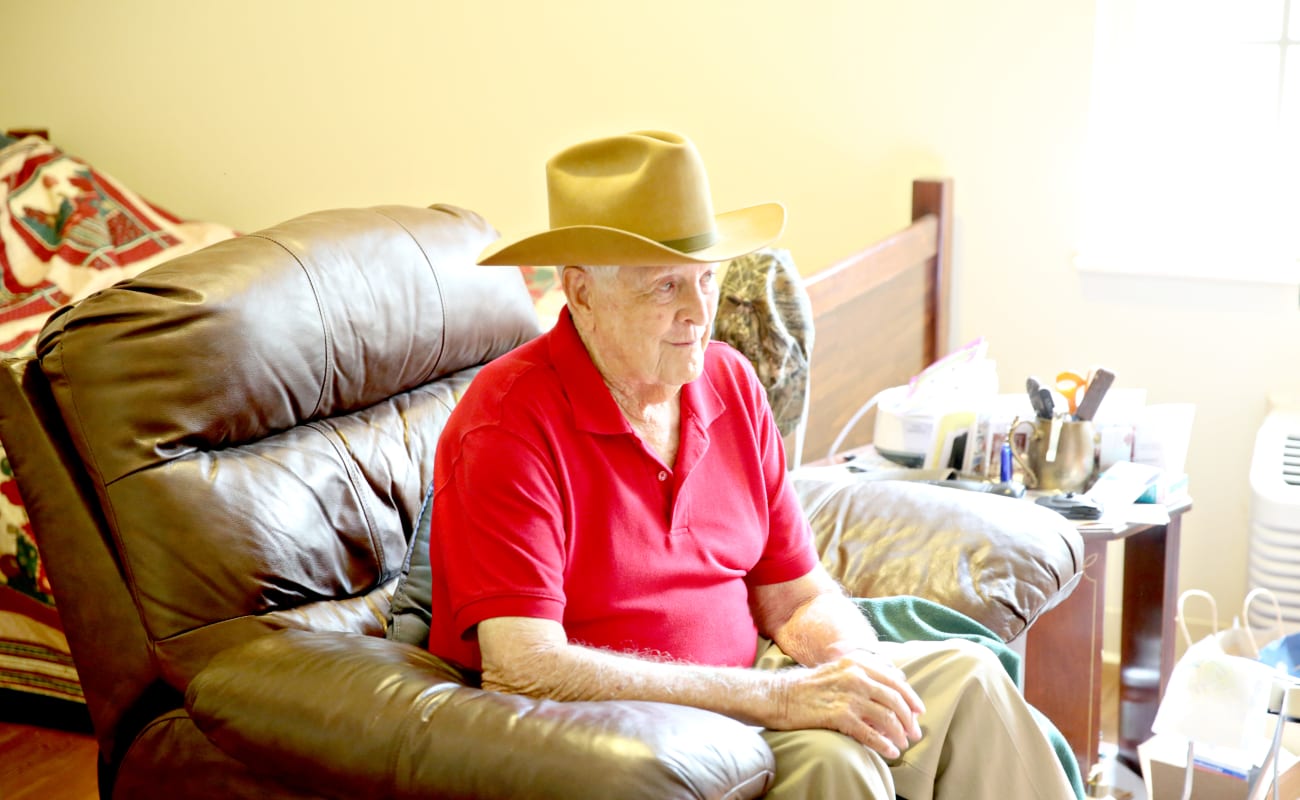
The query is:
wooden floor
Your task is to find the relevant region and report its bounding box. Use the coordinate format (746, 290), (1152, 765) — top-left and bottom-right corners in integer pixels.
(0, 662), (1124, 800)
(0, 691), (98, 800)
(1100, 656), (1119, 741)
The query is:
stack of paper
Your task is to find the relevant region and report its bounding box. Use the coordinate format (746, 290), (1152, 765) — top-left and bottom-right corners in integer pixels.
(1077, 462), (1170, 533)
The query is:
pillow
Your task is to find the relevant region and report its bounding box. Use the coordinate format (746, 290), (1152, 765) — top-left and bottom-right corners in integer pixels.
(387, 488), (435, 648)
(714, 248), (813, 437)
(0, 135), (237, 358)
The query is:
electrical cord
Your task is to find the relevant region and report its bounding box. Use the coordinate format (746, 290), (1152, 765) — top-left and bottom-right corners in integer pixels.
(826, 388), (887, 463)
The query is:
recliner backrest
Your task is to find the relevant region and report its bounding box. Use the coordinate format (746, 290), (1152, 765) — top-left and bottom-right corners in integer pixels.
(0, 203), (539, 773)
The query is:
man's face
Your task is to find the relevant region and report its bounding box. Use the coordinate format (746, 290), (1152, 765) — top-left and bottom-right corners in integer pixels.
(570, 264), (720, 393)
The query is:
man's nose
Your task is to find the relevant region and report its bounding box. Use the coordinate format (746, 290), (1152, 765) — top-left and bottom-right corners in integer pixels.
(678, 283), (711, 326)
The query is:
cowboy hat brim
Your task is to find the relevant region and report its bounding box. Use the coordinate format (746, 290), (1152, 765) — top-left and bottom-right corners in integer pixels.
(477, 202), (785, 267)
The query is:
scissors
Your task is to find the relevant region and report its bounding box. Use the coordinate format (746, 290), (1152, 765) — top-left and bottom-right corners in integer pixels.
(1054, 371), (1088, 417)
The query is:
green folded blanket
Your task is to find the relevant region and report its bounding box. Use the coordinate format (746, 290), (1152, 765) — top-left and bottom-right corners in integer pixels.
(855, 595), (1085, 800)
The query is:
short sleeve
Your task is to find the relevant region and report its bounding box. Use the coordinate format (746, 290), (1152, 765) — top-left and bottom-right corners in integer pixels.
(435, 424), (569, 638)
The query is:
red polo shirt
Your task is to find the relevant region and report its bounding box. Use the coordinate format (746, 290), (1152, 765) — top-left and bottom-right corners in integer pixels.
(426, 307), (818, 671)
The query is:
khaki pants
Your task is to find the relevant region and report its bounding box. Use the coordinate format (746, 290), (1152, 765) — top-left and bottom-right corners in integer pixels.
(755, 638), (1075, 800)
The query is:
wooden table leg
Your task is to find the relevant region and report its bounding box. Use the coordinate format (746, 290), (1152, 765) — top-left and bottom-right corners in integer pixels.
(1116, 516), (1182, 768)
(1024, 537), (1107, 773)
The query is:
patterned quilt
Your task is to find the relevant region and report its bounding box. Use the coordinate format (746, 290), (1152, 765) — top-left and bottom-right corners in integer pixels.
(0, 134), (236, 624)
(517, 265), (566, 328)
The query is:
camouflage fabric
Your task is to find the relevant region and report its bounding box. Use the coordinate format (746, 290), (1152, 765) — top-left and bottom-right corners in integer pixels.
(713, 248), (814, 437)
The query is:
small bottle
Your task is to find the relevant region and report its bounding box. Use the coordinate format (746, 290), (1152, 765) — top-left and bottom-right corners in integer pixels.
(1000, 441), (1013, 482)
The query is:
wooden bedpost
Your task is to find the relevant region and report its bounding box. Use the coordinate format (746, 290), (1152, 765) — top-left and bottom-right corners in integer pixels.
(912, 178), (954, 362)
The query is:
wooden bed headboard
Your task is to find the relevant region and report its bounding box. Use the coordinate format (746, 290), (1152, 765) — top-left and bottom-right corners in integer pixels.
(796, 178), (954, 463)
(3, 128), (49, 141)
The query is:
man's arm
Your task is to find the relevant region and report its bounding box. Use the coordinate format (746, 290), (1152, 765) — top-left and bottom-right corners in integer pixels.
(478, 599), (923, 758)
(479, 617), (777, 722)
(750, 562), (889, 662)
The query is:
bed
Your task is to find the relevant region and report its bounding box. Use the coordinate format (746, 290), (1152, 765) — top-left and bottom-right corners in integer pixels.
(0, 130), (237, 704)
(796, 178), (953, 462)
(0, 142), (953, 709)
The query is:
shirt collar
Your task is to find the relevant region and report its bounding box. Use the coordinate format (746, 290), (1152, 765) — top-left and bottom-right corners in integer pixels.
(548, 306), (725, 436)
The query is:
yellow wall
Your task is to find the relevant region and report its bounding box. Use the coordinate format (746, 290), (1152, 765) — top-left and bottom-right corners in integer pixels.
(4, 0), (1297, 647)
(3, 0), (1062, 272)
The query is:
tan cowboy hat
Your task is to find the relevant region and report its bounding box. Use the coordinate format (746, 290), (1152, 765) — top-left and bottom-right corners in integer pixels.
(477, 130), (785, 267)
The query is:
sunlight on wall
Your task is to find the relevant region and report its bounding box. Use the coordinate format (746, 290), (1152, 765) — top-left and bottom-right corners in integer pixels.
(1078, 0), (1300, 283)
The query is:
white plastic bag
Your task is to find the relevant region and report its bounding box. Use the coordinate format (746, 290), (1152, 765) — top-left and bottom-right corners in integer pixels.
(1252, 587), (1300, 679)
(1152, 631), (1275, 756)
(1151, 588), (1298, 800)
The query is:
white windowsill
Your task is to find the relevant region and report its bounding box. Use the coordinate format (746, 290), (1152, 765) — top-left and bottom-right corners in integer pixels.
(1074, 252), (1300, 287)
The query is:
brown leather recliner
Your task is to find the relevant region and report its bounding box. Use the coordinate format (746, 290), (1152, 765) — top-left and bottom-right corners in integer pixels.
(0, 203), (1082, 799)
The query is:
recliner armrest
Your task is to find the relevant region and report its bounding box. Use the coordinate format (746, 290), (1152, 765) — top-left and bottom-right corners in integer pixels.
(186, 629), (774, 800)
(794, 476), (1084, 644)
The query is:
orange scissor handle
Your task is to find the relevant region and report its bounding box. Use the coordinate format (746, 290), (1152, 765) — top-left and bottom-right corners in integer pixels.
(1055, 371), (1088, 416)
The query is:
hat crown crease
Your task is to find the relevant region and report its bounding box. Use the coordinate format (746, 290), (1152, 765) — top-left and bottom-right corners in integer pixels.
(547, 132), (716, 246)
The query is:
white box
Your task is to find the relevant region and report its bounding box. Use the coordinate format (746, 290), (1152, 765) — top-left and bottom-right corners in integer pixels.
(1140, 733), (1300, 800)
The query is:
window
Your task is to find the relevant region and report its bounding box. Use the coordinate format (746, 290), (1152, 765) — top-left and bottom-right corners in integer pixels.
(1078, 0), (1300, 283)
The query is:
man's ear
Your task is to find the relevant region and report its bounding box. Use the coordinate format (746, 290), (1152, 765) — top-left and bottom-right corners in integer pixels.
(561, 266), (592, 319)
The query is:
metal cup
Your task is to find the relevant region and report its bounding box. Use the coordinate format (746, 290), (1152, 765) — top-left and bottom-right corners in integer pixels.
(1011, 417), (1098, 493)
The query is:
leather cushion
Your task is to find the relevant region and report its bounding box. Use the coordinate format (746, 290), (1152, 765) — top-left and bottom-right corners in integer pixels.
(795, 475), (1084, 643)
(33, 203), (540, 688)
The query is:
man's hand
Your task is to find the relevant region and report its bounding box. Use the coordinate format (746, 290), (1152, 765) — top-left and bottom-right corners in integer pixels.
(769, 649), (925, 759)
(750, 565), (928, 759)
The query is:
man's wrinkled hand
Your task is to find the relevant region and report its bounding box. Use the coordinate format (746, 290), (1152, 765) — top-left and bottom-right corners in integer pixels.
(769, 651), (925, 759)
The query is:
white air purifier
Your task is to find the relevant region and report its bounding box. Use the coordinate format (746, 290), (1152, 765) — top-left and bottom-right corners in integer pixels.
(1247, 406), (1300, 631)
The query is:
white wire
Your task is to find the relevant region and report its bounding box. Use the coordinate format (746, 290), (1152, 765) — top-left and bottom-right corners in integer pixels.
(826, 388), (889, 463)
(1180, 740), (1194, 800)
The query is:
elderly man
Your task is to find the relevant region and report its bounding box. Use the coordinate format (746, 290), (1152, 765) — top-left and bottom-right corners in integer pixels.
(427, 130), (1075, 799)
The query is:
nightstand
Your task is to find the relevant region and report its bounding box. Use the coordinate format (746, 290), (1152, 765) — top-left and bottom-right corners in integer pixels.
(1022, 497), (1192, 774)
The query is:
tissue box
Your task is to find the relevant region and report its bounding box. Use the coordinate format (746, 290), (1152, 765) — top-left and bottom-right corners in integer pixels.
(1140, 733), (1300, 800)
